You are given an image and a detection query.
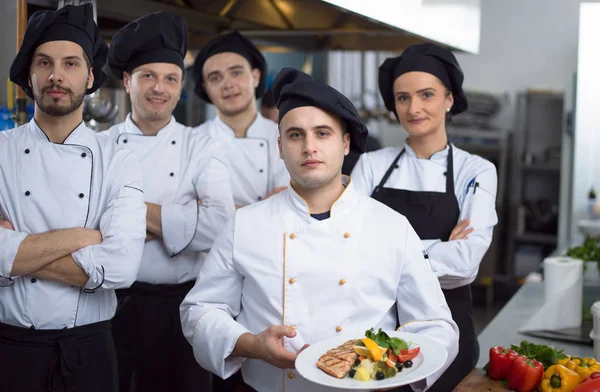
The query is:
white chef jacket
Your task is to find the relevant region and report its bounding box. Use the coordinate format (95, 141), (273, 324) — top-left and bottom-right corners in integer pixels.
(351, 143), (498, 289)
(0, 119), (146, 329)
(101, 115), (235, 284)
(180, 177), (459, 392)
(194, 114), (289, 206)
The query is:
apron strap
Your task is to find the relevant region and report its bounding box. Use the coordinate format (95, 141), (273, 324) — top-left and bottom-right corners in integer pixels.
(375, 149), (405, 189)
(445, 144), (455, 195)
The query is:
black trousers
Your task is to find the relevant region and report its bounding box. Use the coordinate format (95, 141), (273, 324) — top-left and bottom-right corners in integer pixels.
(0, 320), (118, 392)
(391, 285), (479, 392)
(112, 281), (212, 392)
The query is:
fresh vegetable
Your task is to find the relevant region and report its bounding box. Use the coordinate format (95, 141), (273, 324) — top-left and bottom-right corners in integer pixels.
(573, 378), (600, 392)
(510, 340), (568, 369)
(404, 360), (413, 368)
(354, 367), (370, 381)
(361, 338), (384, 361)
(362, 328), (410, 355)
(540, 364), (580, 392)
(348, 369), (356, 378)
(566, 236), (600, 272)
(396, 348), (420, 363)
(507, 355), (544, 392)
(556, 357), (600, 381)
(488, 346), (518, 380)
(582, 372), (600, 384)
(374, 362), (397, 379)
(375, 372), (384, 380)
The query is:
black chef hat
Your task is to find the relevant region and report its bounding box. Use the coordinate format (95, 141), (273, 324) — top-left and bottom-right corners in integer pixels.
(9, 4), (108, 99)
(108, 11), (187, 80)
(192, 31), (267, 103)
(378, 43), (468, 119)
(272, 67), (369, 154)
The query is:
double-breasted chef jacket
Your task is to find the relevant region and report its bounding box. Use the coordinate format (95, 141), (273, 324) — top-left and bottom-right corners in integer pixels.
(101, 115), (235, 284)
(194, 113), (289, 207)
(0, 119), (146, 329)
(180, 176), (459, 392)
(351, 143), (498, 290)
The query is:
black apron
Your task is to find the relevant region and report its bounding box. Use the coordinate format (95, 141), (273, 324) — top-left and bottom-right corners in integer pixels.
(371, 145), (478, 391)
(112, 281), (212, 392)
(0, 320), (117, 392)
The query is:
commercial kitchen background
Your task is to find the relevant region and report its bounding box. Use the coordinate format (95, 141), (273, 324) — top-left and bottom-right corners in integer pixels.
(2, 0), (600, 359)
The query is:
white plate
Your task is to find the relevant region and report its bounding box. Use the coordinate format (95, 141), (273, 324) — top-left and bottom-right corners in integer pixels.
(295, 331), (447, 390)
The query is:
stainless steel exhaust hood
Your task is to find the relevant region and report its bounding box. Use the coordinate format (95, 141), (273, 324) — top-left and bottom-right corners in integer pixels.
(28, 0), (481, 53)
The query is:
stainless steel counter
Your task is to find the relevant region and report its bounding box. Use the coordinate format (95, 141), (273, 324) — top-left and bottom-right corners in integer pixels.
(476, 281), (594, 368)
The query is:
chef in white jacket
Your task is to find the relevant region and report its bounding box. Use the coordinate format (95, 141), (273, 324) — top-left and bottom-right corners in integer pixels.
(101, 12), (235, 392)
(351, 44), (498, 391)
(0, 5), (146, 392)
(180, 68), (459, 392)
(192, 31), (289, 208)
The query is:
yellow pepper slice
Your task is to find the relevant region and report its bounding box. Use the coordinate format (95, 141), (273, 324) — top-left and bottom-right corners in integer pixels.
(361, 338), (383, 361)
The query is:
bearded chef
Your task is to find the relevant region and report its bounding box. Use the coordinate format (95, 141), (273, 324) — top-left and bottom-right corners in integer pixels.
(351, 43), (499, 391)
(192, 31), (289, 208)
(100, 11), (235, 392)
(0, 5), (146, 391)
(180, 67), (459, 392)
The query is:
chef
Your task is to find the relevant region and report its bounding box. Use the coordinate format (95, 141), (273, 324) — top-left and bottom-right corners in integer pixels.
(180, 67), (459, 392)
(102, 11), (235, 392)
(192, 31), (289, 208)
(351, 43), (498, 391)
(0, 4), (146, 392)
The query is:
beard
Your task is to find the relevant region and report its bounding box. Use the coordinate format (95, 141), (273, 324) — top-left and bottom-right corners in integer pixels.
(34, 84), (86, 117)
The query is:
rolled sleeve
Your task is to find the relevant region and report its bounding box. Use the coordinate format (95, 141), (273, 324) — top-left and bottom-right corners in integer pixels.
(180, 215), (247, 378)
(161, 201), (200, 256)
(72, 151), (146, 291)
(0, 228), (28, 278)
(396, 222), (459, 391)
(162, 139), (234, 256)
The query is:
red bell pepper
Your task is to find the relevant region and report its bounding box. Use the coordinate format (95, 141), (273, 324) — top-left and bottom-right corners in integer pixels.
(574, 378), (600, 392)
(488, 346), (518, 380)
(582, 372), (600, 384)
(506, 355), (544, 392)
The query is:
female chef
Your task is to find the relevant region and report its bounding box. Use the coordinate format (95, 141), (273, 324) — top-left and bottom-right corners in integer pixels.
(351, 43), (498, 391)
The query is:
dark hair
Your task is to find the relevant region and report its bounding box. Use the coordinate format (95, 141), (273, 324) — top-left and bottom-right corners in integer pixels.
(261, 88), (276, 109)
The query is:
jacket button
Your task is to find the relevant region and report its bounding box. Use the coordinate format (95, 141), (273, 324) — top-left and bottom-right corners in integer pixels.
(257, 197), (262, 201)
(259, 169), (264, 173)
(289, 278), (296, 284)
(289, 233), (296, 239)
(343, 233), (350, 239)
(25, 191), (31, 196)
(31, 278), (36, 283)
(290, 325), (296, 330)
(339, 279), (346, 285)
(336, 326), (342, 332)
(79, 193), (84, 198)
(170, 172), (174, 177)
(81, 153), (86, 158)
(29, 325), (35, 330)
(123, 139), (128, 144)
(171, 140), (176, 145)
(288, 373), (295, 380)
(62, 327), (68, 330)
(260, 143), (264, 147)
(24, 149), (30, 154)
